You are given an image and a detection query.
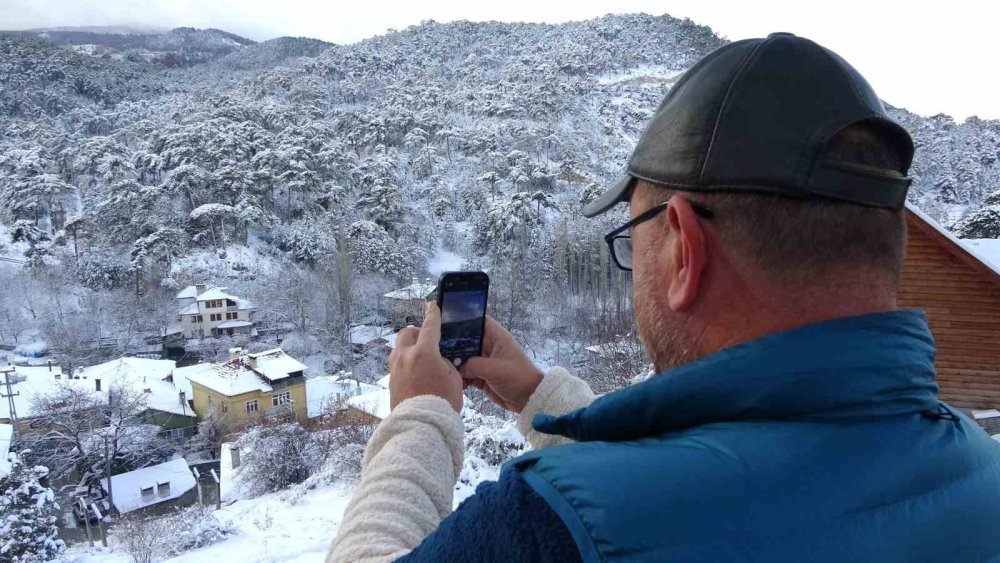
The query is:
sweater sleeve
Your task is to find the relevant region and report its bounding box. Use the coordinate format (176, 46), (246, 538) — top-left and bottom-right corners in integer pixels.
(327, 395), (464, 563)
(395, 467), (582, 563)
(516, 367), (596, 450)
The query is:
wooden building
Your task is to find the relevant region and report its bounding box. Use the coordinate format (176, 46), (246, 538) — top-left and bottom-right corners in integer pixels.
(900, 204), (1000, 409)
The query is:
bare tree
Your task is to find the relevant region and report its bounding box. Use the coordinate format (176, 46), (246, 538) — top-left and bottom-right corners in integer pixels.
(23, 383), (173, 484)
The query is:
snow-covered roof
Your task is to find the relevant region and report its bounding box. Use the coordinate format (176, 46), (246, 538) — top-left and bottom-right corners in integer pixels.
(972, 409), (1000, 420)
(0, 423), (13, 476)
(348, 324), (394, 346)
(74, 358), (191, 418)
(217, 320), (253, 329)
(184, 348), (306, 397)
(376, 374), (391, 388)
(0, 364), (65, 421)
(178, 302), (200, 315)
(965, 239), (1000, 272)
(383, 282), (437, 301)
(236, 298), (255, 311)
(101, 458), (197, 514)
(384, 332), (398, 349)
(196, 287), (239, 302)
(306, 375), (380, 418)
(347, 388), (392, 420)
(248, 348), (307, 381)
(176, 285), (200, 299)
(907, 203), (1000, 281)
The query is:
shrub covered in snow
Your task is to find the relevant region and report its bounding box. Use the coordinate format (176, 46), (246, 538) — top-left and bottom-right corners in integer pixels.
(233, 423), (318, 497)
(112, 499), (237, 562)
(0, 452), (65, 562)
(462, 409), (526, 466)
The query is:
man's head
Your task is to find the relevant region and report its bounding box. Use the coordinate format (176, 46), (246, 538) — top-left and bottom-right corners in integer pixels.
(585, 34), (916, 372)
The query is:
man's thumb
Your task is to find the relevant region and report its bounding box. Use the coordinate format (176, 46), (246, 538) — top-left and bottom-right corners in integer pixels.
(461, 355), (498, 382)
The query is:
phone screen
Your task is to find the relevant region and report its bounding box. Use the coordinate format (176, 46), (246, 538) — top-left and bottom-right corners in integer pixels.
(439, 281), (488, 367)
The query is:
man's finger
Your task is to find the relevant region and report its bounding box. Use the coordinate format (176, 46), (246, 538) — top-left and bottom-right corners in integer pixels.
(461, 356), (496, 382)
(417, 301), (441, 349)
(395, 326), (419, 349)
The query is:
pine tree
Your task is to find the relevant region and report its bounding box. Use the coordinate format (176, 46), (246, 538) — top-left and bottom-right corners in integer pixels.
(0, 452), (65, 562)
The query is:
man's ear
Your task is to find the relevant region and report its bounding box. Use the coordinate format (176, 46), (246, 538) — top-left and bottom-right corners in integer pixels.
(663, 194), (707, 311)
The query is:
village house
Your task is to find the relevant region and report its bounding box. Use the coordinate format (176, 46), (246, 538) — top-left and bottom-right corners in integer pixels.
(175, 284), (255, 339)
(0, 359), (196, 441)
(381, 279), (437, 328)
(101, 458), (198, 515)
(305, 372), (380, 423)
(347, 324), (397, 353)
(900, 204), (1000, 412)
(0, 358), (195, 445)
(178, 347), (308, 425)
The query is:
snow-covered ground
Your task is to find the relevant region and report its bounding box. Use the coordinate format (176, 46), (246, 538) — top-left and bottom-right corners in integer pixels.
(63, 412), (524, 562)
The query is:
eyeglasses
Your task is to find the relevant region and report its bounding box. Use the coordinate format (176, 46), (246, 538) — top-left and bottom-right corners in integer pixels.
(604, 201), (714, 271)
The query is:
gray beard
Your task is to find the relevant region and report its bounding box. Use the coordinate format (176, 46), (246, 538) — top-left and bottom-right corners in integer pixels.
(634, 276), (698, 374)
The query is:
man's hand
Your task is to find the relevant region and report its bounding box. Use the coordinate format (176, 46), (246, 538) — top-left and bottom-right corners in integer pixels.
(388, 302), (464, 413)
(460, 316), (544, 413)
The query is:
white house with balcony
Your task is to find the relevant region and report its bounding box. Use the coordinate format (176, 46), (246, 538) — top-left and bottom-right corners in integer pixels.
(176, 284), (255, 339)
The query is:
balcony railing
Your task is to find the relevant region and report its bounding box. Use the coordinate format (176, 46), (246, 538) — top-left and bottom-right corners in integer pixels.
(265, 401), (296, 420)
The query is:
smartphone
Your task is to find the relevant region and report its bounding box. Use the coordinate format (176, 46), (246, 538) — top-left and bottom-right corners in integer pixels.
(436, 271), (490, 368)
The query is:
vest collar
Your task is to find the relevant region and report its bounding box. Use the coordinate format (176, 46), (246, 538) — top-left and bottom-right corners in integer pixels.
(533, 310), (939, 442)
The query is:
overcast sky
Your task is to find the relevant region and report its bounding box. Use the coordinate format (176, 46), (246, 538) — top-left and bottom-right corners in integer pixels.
(2, 0), (997, 121)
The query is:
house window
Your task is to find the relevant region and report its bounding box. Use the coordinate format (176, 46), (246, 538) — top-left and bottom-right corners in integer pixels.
(208, 396), (215, 408)
(246, 399), (259, 413)
(221, 402), (229, 413)
(166, 428), (185, 440)
(194, 315), (203, 323)
(226, 312), (238, 320)
(210, 313), (221, 322)
(272, 391), (291, 407)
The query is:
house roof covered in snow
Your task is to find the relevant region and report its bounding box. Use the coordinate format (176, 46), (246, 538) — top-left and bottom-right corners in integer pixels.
(0, 364), (64, 421)
(348, 325), (394, 346)
(176, 285), (201, 299)
(347, 387), (392, 420)
(906, 203), (1000, 283)
(376, 374), (391, 388)
(0, 423), (13, 476)
(196, 287), (239, 302)
(178, 302), (200, 315)
(217, 320), (253, 329)
(306, 375), (380, 418)
(72, 357), (191, 418)
(383, 282), (437, 301)
(101, 458), (197, 514)
(184, 348), (306, 397)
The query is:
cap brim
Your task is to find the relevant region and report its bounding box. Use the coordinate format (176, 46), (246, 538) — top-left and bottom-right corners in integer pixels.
(582, 175), (634, 218)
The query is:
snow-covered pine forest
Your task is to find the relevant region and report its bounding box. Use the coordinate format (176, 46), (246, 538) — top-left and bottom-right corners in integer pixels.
(2, 13), (1000, 562)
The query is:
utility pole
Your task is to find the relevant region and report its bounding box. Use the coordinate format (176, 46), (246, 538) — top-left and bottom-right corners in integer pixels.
(1, 365), (19, 442)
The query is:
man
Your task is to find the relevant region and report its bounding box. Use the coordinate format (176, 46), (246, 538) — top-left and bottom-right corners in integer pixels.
(329, 33), (1000, 562)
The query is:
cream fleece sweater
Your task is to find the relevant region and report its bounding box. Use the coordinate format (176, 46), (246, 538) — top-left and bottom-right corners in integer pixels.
(327, 366), (595, 563)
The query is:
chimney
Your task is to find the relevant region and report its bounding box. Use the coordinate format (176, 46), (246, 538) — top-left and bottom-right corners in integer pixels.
(47, 360), (52, 372)
(196, 283), (207, 294)
(179, 390), (186, 403)
(95, 378), (101, 392)
(228, 347), (243, 360)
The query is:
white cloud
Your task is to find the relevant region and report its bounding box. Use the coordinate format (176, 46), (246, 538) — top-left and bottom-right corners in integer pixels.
(1, 0), (997, 120)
